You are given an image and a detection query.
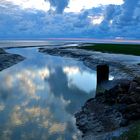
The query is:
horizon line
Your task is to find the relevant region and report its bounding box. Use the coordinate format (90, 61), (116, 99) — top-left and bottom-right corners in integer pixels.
(0, 38), (140, 43)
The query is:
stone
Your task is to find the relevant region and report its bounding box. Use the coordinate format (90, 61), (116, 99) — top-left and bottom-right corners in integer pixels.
(75, 77), (140, 137)
(133, 77), (140, 84)
(135, 87), (140, 92)
(129, 82), (138, 92)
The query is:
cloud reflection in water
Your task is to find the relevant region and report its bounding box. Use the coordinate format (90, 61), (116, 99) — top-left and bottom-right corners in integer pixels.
(63, 66), (96, 93)
(0, 48), (96, 140)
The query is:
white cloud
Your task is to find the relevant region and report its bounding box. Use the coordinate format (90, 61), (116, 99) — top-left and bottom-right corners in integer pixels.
(63, 66), (80, 74)
(4, 0), (123, 13)
(0, 0), (139, 39)
(65, 0), (123, 13)
(88, 15), (104, 25)
(63, 66), (96, 93)
(5, 0), (50, 11)
(65, 0), (95, 13)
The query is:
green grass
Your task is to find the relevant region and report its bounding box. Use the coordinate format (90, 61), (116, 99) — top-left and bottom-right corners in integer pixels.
(113, 121), (140, 140)
(80, 43), (140, 56)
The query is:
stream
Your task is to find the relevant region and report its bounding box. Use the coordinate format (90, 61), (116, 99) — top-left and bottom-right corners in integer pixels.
(0, 47), (97, 140)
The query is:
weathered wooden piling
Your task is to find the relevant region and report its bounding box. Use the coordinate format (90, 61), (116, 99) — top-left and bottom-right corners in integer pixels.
(97, 64), (109, 85)
(96, 64), (109, 94)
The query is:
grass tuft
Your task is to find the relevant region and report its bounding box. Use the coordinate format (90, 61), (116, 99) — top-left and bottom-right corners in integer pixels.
(80, 43), (140, 56)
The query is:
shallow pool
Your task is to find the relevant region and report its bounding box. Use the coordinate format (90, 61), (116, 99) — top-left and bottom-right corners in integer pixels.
(0, 47), (97, 140)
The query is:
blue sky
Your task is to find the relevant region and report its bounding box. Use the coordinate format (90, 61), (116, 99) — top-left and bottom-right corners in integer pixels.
(0, 0), (140, 39)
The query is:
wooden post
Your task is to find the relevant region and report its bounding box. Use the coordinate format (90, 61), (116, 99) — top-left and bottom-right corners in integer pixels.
(96, 64), (109, 94)
(97, 64), (109, 85)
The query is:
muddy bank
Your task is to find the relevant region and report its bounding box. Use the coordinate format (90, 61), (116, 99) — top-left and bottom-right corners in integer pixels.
(0, 48), (24, 71)
(75, 77), (140, 139)
(39, 47), (140, 79)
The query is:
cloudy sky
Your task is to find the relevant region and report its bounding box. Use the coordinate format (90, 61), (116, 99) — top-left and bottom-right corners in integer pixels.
(0, 0), (140, 39)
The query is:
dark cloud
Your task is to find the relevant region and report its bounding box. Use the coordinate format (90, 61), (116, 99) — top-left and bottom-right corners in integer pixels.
(0, 0), (140, 39)
(47, 0), (69, 13)
(120, 0), (139, 22)
(104, 5), (121, 22)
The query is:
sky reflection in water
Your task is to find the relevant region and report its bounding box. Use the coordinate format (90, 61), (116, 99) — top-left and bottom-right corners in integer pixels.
(0, 48), (96, 140)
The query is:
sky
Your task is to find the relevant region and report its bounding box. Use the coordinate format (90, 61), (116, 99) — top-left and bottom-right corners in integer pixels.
(0, 0), (140, 39)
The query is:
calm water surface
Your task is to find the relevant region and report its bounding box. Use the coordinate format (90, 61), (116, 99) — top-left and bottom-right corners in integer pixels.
(0, 40), (79, 48)
(0, 47), (97, 140)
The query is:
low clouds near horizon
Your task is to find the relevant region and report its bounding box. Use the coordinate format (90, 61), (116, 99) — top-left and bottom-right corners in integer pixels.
(0, 0), (140, 39)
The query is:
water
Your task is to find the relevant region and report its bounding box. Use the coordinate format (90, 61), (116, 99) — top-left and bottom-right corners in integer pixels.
(0, 47), (97, 140)
(0, 40), (79, 48)
(0, 39), (139, 48)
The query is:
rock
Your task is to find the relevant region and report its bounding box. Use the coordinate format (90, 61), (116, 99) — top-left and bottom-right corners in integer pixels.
(75, 77), (140, 137)
(75, 101), (124, 135)
(135, 87), (140, 92)
(125, 103), (140, 112)
(129, 82), (138, 92)
(120, 119), (129, 127)
(133, 77), (140, 84)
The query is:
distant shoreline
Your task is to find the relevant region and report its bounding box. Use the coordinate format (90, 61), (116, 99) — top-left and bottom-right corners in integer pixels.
(0, 39), (140, 45)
